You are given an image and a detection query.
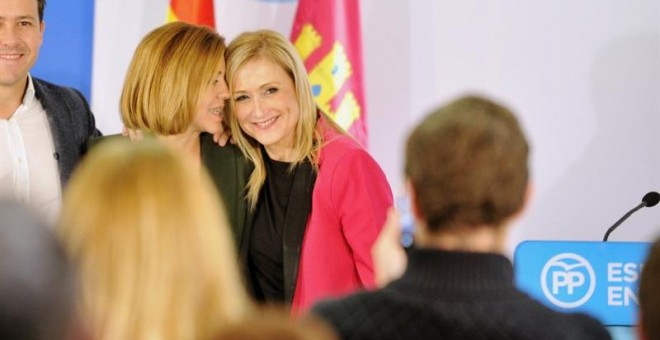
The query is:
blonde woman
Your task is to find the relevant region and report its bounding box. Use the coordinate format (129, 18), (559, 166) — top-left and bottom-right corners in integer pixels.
(121, 22), (249, 245)
(225, 30), (393, 313)
(58, 139), (251, 340)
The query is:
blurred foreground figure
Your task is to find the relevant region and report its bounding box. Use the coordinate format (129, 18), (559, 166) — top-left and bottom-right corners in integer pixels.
(213, 306), (337, 340)
(0, 200), (75, 340)
(58, 139), (251, 340)
(313, 95), (611, 340)
(638, 237), (660, 340)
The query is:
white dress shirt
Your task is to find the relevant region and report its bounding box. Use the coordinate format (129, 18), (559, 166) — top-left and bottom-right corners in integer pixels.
(0, 75), (62, 225)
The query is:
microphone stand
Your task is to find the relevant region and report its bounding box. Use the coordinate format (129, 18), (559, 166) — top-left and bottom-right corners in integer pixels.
(602, 202), (646, 242)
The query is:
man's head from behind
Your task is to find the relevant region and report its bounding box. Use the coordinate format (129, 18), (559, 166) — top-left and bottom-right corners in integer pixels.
(0, 200), (75, 340)
(405, 95), (530, 234)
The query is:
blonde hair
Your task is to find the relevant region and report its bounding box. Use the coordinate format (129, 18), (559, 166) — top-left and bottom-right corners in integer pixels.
(214, 306), (337, 340)
(121, 21), (226, 135)
(58, 139), (250, 340)
(226, 30), (340, 209)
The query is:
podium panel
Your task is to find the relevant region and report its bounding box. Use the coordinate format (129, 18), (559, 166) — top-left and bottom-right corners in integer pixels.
(514, 241), (650, 326)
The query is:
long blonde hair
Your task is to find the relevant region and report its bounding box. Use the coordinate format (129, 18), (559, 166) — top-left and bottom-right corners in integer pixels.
(58, 139), (250, 340)
(121, 22), (226, 135)
(225, 30), (328, 209)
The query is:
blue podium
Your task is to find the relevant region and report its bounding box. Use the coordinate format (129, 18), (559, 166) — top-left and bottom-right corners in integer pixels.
(514, 241), (651, 326)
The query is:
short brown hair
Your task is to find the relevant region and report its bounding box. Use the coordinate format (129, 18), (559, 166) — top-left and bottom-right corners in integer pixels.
(121, 22), (226, 135)
(405, 95), (529, 232)
(639, 238), (660, 340)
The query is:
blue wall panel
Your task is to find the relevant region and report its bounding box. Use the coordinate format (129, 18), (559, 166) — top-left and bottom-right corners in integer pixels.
(32, 0), (94, 101)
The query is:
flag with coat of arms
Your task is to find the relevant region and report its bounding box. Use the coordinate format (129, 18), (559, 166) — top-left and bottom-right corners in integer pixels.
(290, 0), (368, 148)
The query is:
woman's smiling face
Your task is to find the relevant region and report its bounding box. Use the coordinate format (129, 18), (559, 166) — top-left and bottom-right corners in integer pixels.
(231, 57), (300, 161)
(192, 57), (230, 135)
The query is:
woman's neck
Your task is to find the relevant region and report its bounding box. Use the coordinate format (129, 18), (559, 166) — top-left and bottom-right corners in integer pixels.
(0, 77), (28, 119)
(156, 130), (201, 167)
(264, 144), (295, 162)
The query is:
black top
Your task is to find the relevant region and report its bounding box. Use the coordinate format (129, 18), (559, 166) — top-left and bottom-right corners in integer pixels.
(248, 156), (295, 303)
(313, 249), (612, 340)
(239, 149), (317, 307)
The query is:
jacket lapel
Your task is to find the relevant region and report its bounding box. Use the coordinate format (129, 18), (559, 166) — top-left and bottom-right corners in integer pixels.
(33, 78), (70, 187)
(200, 134), (251, 248)
(282, 161), (316, 305)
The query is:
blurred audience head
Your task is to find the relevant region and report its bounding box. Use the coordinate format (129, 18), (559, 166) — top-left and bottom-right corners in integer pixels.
(58, 138), (250, 339)
(0, 200), (75, 340)
(120, 21), (227, 135)
(405, 95), (530, 234)
(639, 237), (660, 340)
(213, 306), (337, 340)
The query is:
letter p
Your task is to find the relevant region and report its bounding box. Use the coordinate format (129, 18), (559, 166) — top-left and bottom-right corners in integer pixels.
(553, 271), (585, 295)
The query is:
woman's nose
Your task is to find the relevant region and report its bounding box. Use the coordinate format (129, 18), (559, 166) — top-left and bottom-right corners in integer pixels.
(216, 79), (229, 100)
(251, 98), (265, 117)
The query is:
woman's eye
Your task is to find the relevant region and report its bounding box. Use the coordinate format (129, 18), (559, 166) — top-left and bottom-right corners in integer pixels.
(234, 95), (248, 102)
(265, 87), (278, 95)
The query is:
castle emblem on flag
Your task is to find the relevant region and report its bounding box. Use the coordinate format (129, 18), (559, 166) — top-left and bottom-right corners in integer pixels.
(291, 0), (368, 147)
(293, 24), (362, 131)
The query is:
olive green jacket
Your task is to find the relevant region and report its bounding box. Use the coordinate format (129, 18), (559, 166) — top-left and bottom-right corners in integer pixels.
(200, 133), (251, 247)
(89, 133), (250, 248)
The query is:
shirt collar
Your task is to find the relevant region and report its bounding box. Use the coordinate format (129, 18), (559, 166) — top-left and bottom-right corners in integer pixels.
(23, 74), (37, 108)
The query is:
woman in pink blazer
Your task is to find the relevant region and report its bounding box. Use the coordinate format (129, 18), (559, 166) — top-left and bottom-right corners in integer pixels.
(225, 30), (393, 314)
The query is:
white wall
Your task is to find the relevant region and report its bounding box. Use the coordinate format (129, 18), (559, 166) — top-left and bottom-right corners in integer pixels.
(93, 0), (660, 252)
(361, 0), (660, 253)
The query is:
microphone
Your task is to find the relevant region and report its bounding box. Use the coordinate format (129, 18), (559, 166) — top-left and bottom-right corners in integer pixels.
(603, 191), (660, 241)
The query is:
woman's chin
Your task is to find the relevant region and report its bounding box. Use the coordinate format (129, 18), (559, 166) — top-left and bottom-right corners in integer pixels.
(202, 126), (221, 136)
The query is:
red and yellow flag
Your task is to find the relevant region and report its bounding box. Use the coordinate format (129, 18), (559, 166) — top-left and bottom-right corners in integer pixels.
(167, 0), (215, 28)
(291, 0), (368, 148)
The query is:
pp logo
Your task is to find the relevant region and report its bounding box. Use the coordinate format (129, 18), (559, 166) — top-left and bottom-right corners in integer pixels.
(540, 253), (596, 308)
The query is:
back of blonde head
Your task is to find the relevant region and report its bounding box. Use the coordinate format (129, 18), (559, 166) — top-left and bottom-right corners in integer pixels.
(58, 139), (249, 340)
(121, 22), (226, 135)
(213, 306), (337, 340)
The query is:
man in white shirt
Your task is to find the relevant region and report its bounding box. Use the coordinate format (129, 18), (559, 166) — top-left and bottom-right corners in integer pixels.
(0, 0), (101, 225)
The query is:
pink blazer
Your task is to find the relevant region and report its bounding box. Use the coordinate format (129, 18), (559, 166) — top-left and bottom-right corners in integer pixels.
(291, 119), (393, 313)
